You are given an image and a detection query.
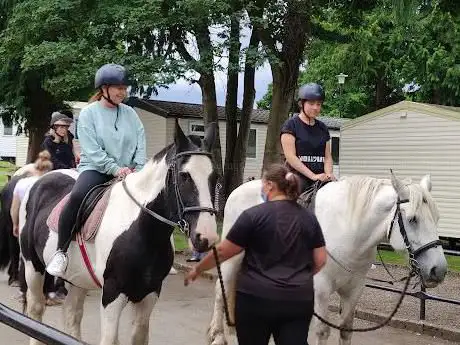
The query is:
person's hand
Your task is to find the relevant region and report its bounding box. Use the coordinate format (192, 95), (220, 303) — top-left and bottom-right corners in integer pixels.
(314, 173), (328, 182)
(325, 173), (336, 181)
(184, 267), (199, 286)
(115, 167), (133, 178)
(13, 225), (19, 238)
(75, 154), (80, 165)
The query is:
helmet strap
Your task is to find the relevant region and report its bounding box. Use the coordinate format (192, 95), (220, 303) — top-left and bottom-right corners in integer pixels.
(100, 86), (120, 131)
(300, 101), (315, 125)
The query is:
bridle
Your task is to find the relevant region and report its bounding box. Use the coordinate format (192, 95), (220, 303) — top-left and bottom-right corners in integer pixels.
(122, 150), (217, 236)
(387, 197), (442, 275)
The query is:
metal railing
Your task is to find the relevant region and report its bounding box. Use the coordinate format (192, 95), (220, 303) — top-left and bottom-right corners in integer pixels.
(0, 303), (88, 345)
(369, 244), (460, 321)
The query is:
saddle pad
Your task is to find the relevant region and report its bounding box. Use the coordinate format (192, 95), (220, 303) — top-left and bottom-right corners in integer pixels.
(46, 191), (111, 243)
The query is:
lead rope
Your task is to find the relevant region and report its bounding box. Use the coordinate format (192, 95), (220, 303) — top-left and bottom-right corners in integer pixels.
(212, 247), (235, 327)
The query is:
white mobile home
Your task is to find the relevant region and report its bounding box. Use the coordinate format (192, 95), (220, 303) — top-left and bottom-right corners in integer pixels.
(339, 101), (460, 239)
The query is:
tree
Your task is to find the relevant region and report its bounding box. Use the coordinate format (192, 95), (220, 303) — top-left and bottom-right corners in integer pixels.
(0, 0), (180, 162)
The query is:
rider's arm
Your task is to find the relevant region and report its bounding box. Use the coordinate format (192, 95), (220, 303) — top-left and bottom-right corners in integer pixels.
(324, 140), (333, 175)
(281, 133), (317, 180)
(131, 110), (146, 172)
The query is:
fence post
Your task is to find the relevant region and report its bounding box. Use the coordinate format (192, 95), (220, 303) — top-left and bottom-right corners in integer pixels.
(419, 285), (426, 320)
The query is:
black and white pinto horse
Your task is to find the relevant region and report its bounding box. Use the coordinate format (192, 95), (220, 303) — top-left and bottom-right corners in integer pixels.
(18, 121), (220, 345)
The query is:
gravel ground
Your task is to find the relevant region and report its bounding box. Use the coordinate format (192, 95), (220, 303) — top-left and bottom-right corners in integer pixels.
(342, 263), (460, 330)
(175, 254), (460, 334)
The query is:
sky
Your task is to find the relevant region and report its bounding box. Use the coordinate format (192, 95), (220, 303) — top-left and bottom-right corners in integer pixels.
(150, 25), (273, 107)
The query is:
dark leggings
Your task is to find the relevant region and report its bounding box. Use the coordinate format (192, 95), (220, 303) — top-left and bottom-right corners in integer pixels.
(57, 170), (112, 251)
(235, 292), (314, 345)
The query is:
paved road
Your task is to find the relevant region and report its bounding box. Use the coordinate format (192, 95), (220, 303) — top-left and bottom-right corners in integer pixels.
(0, 272), (453, 345)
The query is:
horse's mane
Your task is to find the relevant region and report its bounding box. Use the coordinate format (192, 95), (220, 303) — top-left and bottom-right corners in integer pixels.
(342, 175), (439, 227)
(152, 134), (204, 163)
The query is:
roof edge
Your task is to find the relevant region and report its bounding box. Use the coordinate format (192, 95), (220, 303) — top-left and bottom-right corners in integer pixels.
(342, 101), (460, 130)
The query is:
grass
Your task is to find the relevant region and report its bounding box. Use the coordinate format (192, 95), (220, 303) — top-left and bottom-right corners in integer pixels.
(0, 161), (16, 189)
(173, 220), (223, 252)
(376, 249), (460, 273)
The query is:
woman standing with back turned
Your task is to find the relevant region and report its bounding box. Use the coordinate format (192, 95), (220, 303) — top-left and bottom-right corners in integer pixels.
(46, 63), (146, 278)
(185, 163), (327, 345)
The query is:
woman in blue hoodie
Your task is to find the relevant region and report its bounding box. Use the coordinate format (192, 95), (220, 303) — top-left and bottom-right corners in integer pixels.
(46, 63), (146, 277)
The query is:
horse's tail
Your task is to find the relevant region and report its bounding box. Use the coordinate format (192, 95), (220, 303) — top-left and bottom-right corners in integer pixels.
(0, 196), (12, 271)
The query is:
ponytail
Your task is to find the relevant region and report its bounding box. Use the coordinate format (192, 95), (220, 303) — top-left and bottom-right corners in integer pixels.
(34, 150), (53, 172)
(89, 89), (103, 103)
(263, 163), (301, 200)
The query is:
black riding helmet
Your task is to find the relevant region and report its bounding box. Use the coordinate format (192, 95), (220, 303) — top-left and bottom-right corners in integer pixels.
(94, 63), (129, 131)
(94, 63), (129, 89)
(298, 83), (325, 102)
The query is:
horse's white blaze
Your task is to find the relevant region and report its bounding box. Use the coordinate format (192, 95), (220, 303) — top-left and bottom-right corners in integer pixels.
(183, 155), (219, 246)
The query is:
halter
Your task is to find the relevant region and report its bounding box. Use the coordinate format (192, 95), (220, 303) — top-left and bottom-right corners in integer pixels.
(387, 197), (442, 274)
(122, 150), (217, 237)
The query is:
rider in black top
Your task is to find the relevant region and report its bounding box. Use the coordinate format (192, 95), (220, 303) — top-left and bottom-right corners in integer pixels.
(280, 83), (336, 192)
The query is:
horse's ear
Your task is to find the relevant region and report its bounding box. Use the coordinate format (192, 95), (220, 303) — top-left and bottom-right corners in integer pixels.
(390, 169), (409, 199)
(420, 174), (432, 192)
(203, 122), (217, 152)
(174, 118), (189, 152)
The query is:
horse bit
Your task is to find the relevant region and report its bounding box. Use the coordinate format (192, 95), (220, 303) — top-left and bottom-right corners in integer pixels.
(121, 150), (217, 234)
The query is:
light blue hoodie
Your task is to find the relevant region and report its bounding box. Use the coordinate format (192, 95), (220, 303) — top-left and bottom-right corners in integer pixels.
(77, 101), (146, 175)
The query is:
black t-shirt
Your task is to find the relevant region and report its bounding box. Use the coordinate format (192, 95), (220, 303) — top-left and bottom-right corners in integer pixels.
(226, 200), (325, 301)
(42, 135), (76, 170)
(280, 114), (331, 179)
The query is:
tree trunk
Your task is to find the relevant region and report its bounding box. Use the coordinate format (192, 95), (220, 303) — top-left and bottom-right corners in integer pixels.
(25, 81), (57, 163)
(227, 32), (259, 193)
(199, 73), (223, 177)
(262, 67), (296, 170)
(195, 26), (223, 177)
(255, 0), (311, 171)
(223, 14), (241, 199)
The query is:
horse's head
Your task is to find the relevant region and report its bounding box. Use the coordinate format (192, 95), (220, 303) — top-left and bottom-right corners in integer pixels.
(165, 120), (219, 253)
(389, 172), (447, 288)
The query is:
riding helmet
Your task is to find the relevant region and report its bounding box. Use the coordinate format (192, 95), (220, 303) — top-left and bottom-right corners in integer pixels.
(94, 63), (129, 89)
(298, 83), (325, 102)
(50, 112), (73, 127)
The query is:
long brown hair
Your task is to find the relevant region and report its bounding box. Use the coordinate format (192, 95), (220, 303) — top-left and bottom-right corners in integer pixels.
(34, 150), (53, 172)
(89, 89), (103, 103)
(263, 163), (301, 200)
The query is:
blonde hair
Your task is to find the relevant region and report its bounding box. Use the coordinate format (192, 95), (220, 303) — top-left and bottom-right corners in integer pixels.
(34, 150), (53, 172)
(89, 89), (103, 103)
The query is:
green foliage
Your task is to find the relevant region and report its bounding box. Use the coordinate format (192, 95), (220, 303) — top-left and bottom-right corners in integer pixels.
(259, 0), (460, 118)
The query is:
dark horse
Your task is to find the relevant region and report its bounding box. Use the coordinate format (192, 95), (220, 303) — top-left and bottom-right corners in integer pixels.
(0, 174), (26, 286)
(18, 121), (220, 345)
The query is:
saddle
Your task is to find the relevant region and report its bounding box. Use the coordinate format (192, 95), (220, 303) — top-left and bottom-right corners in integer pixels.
(46, 179), (117, 242)
(297, 180), (329, 211)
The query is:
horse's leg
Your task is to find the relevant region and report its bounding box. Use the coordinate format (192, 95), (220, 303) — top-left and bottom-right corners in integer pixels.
(24, 260), (46, 345)
(313, 273), (335, 345)
(63, 284), (87, 340)
(130, 292), (158, 345)
(7, 236), (19, 285)
(337, 279), (366, 345)
(100, 284), (128, 345)
(207, 253), (243, 345)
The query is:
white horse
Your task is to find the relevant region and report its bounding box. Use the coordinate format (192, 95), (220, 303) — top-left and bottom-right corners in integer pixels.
(207, 172), (447, 345)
